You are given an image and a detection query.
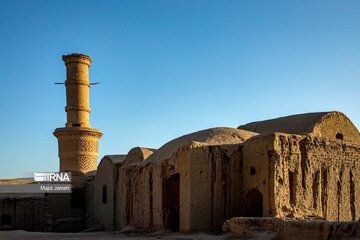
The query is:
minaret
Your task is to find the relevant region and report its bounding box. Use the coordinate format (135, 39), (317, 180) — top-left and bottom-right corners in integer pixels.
(54, 53), (102, 173)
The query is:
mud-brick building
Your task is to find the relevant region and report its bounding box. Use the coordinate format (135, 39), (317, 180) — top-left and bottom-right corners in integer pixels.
(94, 148), (155, 230)
(114, 128), (257, 232)
(238, 112), (360, 221)
(240, 132), (360, 220)
(94, 111), (360, 233)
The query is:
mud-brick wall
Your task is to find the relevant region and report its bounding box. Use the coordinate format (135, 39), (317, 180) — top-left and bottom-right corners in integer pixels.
(116, 145), (190, 232)
(152, 160), (165, 230)
(185, 146), (212, 231)
(205, 144), (243, 232)
(273, 133), (360, 221)
(116, 167), (128, 230)
(116, 163), (154, 231)
(131, 165), (153, 229)
(182, 143), (243, 232)
(115, 142), (244, 233)
(241, 134), (277, 217)
(0, 196), (45, 231)
(94, 159), (116, 230)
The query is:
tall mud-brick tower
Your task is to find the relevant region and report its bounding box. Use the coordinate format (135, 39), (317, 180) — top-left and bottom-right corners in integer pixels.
(54, 53), (102, 173)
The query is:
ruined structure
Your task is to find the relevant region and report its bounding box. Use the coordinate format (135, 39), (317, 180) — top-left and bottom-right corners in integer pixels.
(94, 147), (155, 230)
(94, 112), (360, 233)
(53, 54), (102, 173)
(113, 128), (258, 232)
(1, 54), (359, 235)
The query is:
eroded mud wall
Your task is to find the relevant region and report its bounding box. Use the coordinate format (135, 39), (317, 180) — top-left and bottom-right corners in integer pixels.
(241, 135), (277, 217)
(0, 196), (45, 231)
(115, 142), (245, 233)
(116, 163), (154, 230)
(273, 133), (360, 220)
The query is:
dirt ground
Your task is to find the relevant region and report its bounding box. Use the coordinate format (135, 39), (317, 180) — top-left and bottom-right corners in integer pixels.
(0, 230), (238, 240)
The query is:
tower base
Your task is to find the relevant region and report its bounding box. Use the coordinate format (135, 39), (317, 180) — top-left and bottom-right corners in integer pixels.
(53, 127), (102, 173)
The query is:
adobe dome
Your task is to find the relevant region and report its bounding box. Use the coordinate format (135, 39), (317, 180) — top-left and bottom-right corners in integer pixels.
(147, 127), (258, 162)
(238, 111), (359, 142)
(124, 147), (156, 165)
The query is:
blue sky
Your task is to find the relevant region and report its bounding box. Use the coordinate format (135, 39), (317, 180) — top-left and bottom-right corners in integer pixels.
(0, 1), (359, 178)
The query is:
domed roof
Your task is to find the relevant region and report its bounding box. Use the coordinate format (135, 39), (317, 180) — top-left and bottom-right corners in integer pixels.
(147, 127), (257, 162)
(238, 111), (359, 142)
(124, 147), (156, 165)
(99, 154), (127, 167)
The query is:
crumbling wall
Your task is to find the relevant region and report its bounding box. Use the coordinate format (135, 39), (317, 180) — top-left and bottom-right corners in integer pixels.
(152, 160), (164, 229)
(184, 143), (244, 232)
(114, 131), (359, 233)
(131, 164), (153, 229)
(273, 133), (360, 220)
(116, 163), (154, 230)
(113, 127), (257, 232)
(0, 195), (45, 231)
(116, 152), (182, 231)
(115, 141), (245, 233)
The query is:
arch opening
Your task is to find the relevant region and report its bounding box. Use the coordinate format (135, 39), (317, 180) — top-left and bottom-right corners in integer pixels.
(245, 188), (263, 217)
(163, 173), (180, 231)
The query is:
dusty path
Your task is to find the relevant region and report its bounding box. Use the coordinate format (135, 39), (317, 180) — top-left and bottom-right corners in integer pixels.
(0, 230), (237, 240)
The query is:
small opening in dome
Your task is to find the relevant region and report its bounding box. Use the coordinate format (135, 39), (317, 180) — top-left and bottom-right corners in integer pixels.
(336, 133), (343, 140)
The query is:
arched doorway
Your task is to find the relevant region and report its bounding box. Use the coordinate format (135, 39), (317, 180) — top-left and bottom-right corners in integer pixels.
(163, 173), (180, 231)
(245, 188), (263, 217)
(1, 213), (12, 226)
